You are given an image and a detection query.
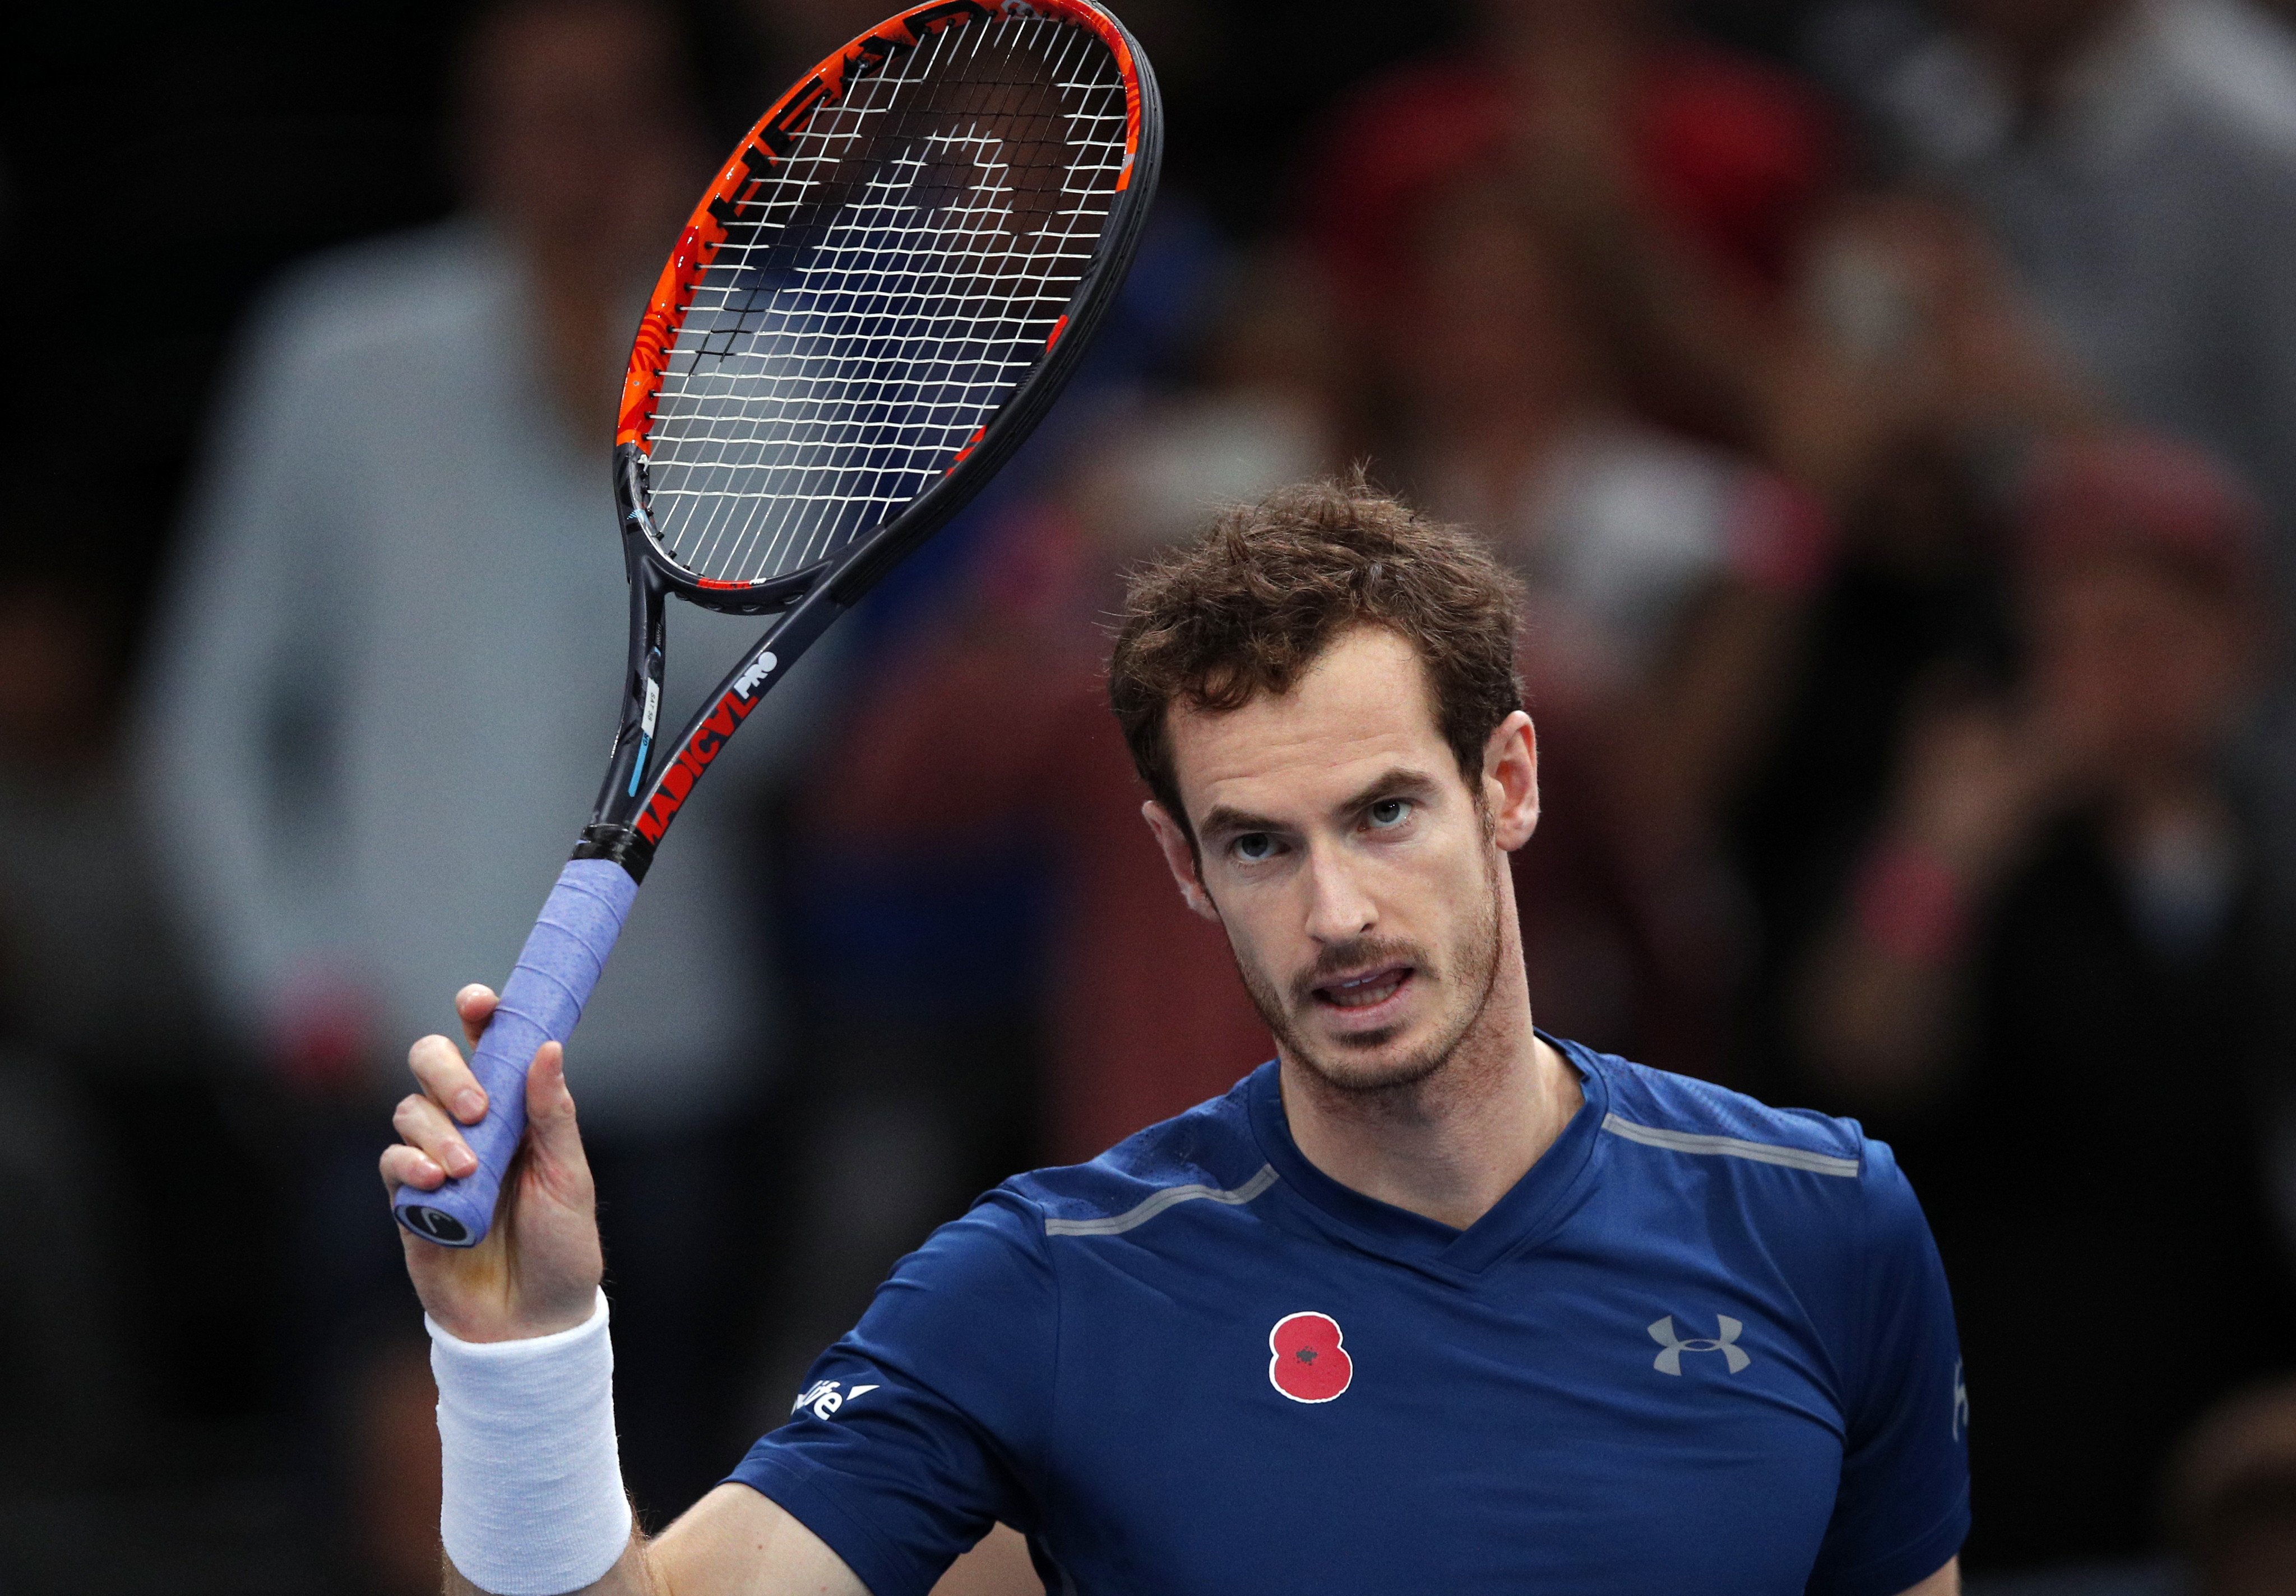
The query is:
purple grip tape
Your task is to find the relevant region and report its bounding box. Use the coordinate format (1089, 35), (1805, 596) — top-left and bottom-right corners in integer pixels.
(393, 859), (638, 1248)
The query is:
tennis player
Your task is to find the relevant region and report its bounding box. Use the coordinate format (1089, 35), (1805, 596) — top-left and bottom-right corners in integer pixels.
(385, 479), (1967, 1596)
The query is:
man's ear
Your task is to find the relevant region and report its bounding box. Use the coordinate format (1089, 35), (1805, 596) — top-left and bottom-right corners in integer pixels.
(1142, 800), (1221, 922)
(1484, 710), (1540, 852)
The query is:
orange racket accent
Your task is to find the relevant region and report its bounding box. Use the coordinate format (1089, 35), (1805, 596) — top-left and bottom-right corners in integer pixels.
(614, 0), (1149, 483)
(942, 426), (988, 476)
(1047, 314), (1071, 350)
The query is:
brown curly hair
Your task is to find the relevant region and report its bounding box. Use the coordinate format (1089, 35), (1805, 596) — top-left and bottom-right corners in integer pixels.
(1108, 476), (1525, 845)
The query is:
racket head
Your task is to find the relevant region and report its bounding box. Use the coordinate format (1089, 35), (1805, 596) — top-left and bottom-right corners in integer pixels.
(613, 0), (1161, 615)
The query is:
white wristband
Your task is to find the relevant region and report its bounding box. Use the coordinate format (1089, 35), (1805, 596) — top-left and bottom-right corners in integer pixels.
(428, 1289), (633, 1595)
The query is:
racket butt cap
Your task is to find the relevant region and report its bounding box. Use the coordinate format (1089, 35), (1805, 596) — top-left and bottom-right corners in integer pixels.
(397, 1204), (475, 1247)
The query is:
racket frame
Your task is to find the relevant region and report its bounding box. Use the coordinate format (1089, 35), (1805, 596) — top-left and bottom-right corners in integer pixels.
(395, 0), (1158, 1250)
(572, 0), (1161, 885)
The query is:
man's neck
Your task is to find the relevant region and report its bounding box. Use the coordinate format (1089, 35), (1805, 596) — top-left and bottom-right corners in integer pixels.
(1277, 1004), (1584, 1233)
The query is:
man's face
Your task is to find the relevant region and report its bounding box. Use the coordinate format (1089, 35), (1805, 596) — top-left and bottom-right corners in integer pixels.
(1147, 627), (1537, 1096)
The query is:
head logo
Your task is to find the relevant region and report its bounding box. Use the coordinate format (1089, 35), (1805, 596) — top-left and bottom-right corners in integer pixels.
(1269, 1311), (1353, 1403)
(401, 1205), (469, 1245)
(1648, 1314), (1750, 1375)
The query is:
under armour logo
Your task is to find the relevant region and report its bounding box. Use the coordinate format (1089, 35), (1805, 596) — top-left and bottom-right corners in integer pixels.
(1649, 1315), (1751, 1376)
(1952, 1360), (1969, 1440)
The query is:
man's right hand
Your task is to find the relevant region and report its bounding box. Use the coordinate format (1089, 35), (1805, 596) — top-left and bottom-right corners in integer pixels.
(381, 986), (901, 1596)
(379, 984), (604, 1343)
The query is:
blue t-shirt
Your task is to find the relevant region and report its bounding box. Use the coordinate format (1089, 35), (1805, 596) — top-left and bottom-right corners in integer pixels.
(732, 1040), (1969, 1595)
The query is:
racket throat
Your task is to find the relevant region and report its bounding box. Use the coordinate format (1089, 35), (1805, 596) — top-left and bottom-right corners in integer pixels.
(573, 822), (658, 884)
(625, 676), (662, 797)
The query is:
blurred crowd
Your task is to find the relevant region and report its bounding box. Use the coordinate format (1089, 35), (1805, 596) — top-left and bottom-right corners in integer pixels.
(7, 0), (2296, 1592)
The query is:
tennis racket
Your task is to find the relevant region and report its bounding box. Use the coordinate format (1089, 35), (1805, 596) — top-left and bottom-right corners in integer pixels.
(395, 0), (1161, 1247)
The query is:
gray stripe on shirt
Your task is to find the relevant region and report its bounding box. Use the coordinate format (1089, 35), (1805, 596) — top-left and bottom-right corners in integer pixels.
(1045, 1164), (1281, 1236)
(1601, 1114), (1860, 1177)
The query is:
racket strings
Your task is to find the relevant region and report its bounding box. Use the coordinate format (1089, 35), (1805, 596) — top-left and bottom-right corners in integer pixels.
(718, 19), (1096, 581)
(642, 15), (1127, 588)
(732, 24), (1063, 581)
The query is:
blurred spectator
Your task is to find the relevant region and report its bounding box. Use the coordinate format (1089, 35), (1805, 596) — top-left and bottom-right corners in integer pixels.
(1301, 0), (1843, 442)
(1793, 432), (2296, 1573)
(135, 1), (836, 1583)
(1809, 0), (2296, 614)
(2169, 1377), (2296, 1596)
(1729, 191), (2100, 1097)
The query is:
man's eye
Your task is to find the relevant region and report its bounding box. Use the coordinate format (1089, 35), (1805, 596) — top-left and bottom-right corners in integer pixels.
(1234, 833), (1277, 862)
(1368, 799), (1412, 829)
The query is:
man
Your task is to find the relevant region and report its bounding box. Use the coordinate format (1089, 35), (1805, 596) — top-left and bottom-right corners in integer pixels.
(386, 480), (1967, 1595)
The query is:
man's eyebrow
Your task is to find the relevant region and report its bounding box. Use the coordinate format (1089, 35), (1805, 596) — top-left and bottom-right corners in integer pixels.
(1197, 802), (1286, 839)
(1337, 767), (1443, 814)
(1196, 769), (1444, 841)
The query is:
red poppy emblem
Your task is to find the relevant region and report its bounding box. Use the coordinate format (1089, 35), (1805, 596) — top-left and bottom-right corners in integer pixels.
(1267, 1311), (1353, 1403)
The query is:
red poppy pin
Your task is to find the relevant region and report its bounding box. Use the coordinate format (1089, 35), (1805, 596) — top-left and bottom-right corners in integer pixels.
(1268, 1311), (1353, 1403)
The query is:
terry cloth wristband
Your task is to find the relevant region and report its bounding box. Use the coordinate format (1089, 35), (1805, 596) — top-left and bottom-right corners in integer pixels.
(429, 1289), (632, 1595)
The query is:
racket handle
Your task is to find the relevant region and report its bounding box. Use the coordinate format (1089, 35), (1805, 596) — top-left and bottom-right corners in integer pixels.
(393, 859), (639, 1249)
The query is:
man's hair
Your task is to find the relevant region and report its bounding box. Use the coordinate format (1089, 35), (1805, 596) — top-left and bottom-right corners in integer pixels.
(1109, 476), (1525, 843)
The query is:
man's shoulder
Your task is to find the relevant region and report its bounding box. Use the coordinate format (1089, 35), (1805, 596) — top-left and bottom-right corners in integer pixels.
(1584, 1046), (1874, 1188)
(1578, 1045), (1934, 1284)
(998, 1068), (1272, 1241)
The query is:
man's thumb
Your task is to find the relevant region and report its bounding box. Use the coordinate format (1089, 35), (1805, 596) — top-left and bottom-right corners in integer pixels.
(523, 1042), (585, 1165)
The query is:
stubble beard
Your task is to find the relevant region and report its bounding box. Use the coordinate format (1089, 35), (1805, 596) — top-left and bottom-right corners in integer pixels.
(1230, 849), (1508, 1104)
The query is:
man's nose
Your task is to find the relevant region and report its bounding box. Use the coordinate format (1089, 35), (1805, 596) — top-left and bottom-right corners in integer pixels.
(1302, 846), (1377, 943)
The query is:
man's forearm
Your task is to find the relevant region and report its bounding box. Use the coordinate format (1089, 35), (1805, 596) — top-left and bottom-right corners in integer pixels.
(442, 1482), (871, 1596)
(444, 1533), (650, 1596)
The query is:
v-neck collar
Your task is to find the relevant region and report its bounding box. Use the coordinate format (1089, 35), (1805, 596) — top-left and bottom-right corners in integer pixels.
(1244, 1034), (1610, 1278)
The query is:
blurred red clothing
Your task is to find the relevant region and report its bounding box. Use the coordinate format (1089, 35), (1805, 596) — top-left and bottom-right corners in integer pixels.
(1035, 682), (1272, 1164)
(1302, 36), (1839, 324)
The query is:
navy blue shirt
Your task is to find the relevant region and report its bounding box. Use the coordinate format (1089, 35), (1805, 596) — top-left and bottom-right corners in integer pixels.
(733, 1040), (1969, 1595)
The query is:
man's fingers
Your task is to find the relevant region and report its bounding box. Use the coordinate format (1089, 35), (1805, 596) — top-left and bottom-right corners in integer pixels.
(393, 1091), (479, 1179)
(456, 984), (498, 1050)
(379, 1141), (448, 1196)
(409, 1032), (487, 1125)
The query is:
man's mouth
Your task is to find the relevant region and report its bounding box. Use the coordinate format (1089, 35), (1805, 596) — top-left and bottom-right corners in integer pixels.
(1313, 965), (1413, 1011)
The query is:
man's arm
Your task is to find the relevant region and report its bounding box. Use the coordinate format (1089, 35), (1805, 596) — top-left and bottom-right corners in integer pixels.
(433, 1486), (864, 1596)
(385, 988), (868, 1596)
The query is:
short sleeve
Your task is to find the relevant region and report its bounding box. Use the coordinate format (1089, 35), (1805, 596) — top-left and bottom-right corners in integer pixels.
(1806, 1139), (1970, 1596)
(727, 1191), (1056, 1596)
